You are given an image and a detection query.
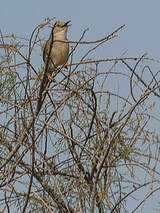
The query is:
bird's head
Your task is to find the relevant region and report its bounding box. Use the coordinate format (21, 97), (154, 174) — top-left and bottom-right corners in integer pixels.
(53, 21), (71, 35)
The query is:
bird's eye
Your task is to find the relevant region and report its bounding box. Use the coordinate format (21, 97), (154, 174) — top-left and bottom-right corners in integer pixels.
(55, 22), (66, 28)
(56, 23), (62, 27)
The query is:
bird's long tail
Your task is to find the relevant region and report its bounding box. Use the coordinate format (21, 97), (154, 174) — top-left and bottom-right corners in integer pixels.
(36, 70), (51, 115)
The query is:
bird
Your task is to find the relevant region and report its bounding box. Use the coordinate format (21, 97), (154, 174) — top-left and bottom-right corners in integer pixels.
(43, 20), (70, 74)
(36, 21), (70, 114)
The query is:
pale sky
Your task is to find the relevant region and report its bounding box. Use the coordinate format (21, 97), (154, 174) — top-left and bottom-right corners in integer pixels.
(1, 0), (160, 58)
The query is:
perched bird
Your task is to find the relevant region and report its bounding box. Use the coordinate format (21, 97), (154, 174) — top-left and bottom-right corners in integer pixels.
(43, 21), (70, 73)
(36, 21), (70, 114)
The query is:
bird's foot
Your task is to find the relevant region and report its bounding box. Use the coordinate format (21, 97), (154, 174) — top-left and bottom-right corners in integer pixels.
(48, 75), (55, 82)
(64, 62), (69, 69)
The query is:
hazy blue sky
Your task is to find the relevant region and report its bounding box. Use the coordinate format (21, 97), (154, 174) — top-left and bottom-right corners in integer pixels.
(1, 0), (160, 58)
(1, 1), (160, 212)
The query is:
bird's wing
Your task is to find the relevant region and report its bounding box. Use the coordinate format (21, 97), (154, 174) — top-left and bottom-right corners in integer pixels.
(43, 40), (50, 64)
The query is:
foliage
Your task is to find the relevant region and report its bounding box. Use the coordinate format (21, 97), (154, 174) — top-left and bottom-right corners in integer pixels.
(0, 20), (160, 213)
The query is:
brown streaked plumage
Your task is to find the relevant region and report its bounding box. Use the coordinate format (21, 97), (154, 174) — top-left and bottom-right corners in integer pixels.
(36, 21), (70, 114)
(43, 21), (70, 72)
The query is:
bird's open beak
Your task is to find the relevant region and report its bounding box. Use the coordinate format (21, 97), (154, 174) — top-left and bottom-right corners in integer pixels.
(65, 20), (71, 26)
